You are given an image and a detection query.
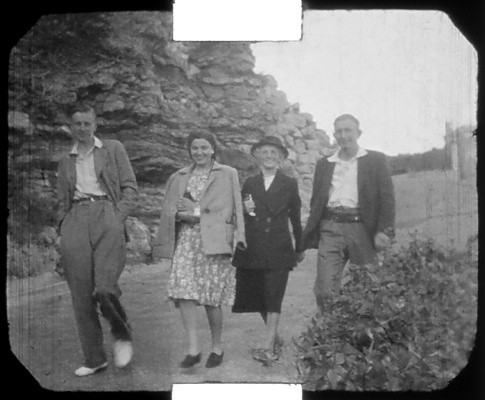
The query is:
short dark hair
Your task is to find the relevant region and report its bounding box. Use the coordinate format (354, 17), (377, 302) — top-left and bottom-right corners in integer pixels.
(334, 113), (360, 128)
(186, 131), (217, 160)
(70, 104), (96, 119)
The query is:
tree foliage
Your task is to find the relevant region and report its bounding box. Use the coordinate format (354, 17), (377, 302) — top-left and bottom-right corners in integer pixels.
(388, 147), (451, 176)
(294, 235), (477, 391)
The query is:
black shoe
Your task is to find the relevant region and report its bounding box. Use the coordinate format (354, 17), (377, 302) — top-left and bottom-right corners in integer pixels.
(180, 353), (202, 368)
(205, 351), (224, 368)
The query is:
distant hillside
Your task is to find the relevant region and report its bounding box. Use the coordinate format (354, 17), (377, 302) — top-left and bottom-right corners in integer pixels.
(388, 147), (450, 176)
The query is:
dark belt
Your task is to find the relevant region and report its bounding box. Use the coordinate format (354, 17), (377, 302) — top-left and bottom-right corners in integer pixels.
(323, 207), (362, 223)
(72, 195), (109, 204)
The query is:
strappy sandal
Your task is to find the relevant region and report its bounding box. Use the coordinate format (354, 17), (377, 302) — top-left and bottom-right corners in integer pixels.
(251, 348), (278, 367)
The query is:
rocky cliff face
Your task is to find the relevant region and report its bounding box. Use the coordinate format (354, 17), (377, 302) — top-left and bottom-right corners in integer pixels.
(8, 12), (330, 265)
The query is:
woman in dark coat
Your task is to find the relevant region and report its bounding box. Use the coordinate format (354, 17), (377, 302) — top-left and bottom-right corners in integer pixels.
(232, 136), (305, 365)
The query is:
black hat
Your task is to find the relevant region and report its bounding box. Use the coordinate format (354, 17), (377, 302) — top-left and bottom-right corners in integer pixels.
(250, 136), (289, 159)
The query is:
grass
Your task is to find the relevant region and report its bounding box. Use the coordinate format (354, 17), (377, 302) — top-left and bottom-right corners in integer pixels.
(392, 169), (477, 251)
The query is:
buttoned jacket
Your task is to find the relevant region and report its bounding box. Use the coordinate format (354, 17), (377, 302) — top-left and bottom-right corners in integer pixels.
(302, 150), (395, 249)
(232, 170), (303, 270)
(56, 139), (138, 240)
(152, 162), (246, 259)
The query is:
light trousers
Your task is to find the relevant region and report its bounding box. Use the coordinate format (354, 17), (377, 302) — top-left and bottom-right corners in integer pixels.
(314, 219), (377, 312)
(60, 200), (131, 368)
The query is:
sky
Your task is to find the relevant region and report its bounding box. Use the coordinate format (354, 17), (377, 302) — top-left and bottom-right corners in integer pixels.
(251, 11), (478, 156)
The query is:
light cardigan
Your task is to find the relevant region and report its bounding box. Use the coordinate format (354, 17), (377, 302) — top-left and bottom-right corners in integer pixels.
(152, 162), (246, 259)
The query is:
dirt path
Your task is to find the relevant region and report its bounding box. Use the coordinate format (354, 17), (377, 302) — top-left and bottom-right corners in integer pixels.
(7, 251), (319, 391)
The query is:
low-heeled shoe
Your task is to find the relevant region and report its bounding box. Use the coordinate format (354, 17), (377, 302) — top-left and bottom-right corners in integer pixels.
(113, 340), (133, 368)
(205, 351), (224, 368)
(180, 353), (202, 368)
(74, 361), (108, 377)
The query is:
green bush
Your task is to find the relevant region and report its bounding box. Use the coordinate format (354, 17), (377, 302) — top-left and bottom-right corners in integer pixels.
(294, 235), (477, 391)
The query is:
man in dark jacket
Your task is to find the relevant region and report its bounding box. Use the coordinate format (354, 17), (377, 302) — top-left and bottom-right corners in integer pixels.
(57, 104), (138, 376)
(302, 114), (395, 313)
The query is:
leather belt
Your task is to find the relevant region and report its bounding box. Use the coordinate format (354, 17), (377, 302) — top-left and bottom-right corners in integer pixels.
(324, 207), (362, 223)
(72, 195), (109, 204)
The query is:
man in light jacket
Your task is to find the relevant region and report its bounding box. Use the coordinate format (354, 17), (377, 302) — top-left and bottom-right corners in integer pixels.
(57, 104), (138, 377)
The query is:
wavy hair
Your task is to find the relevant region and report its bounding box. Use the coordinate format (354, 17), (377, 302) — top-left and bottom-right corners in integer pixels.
(186, 131), (217, 160)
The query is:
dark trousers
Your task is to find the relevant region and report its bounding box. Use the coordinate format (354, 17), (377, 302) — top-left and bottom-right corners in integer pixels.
(60, 200), (131, 368)
(314, 219), (377, 313)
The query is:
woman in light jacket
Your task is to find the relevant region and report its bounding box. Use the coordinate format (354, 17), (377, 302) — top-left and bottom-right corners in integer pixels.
(153, 131), (246, 369)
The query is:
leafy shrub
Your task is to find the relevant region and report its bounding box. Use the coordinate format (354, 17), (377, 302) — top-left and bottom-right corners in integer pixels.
(388, 147), (451, 176)
(294, 234), (477, 391)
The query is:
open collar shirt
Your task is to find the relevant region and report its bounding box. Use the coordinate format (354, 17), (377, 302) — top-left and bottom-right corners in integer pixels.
(70, 136), (107, 199)
(263, 173), (276, 191)
(327, 146), (368, 209)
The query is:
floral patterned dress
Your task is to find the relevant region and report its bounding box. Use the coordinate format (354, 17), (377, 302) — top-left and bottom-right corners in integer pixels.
(168, 171), (236, 307)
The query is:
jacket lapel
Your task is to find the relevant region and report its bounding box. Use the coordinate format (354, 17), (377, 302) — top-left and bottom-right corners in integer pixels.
(199, 161), (221, 199)
(258, 170), (285, 214)
(177, 166), (192, 198)
(265, 170), (285, 197)
(67, 155), (77, 195)
(251, 173), (267, 204)
(320, 161), (335, 199)
(93, 144), (119, 200)
(357, 154), (368, 193)
(304, 160), (334, 240)
(94, 146), (107, 179)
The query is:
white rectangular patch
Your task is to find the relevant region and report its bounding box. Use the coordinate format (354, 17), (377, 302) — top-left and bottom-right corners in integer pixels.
(173, 0), (302, 41)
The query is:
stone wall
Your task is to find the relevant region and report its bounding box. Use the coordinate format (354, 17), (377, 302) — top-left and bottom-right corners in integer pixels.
(8, 12), (331, 264)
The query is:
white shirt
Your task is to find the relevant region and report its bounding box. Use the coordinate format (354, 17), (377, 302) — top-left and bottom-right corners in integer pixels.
(70, 136), (107, 199)
(263, 174), (276, 191)
(327, 147), (368, 209)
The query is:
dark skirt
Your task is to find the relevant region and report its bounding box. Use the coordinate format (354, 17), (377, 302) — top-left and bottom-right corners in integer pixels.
(232, 268), (290, 314)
